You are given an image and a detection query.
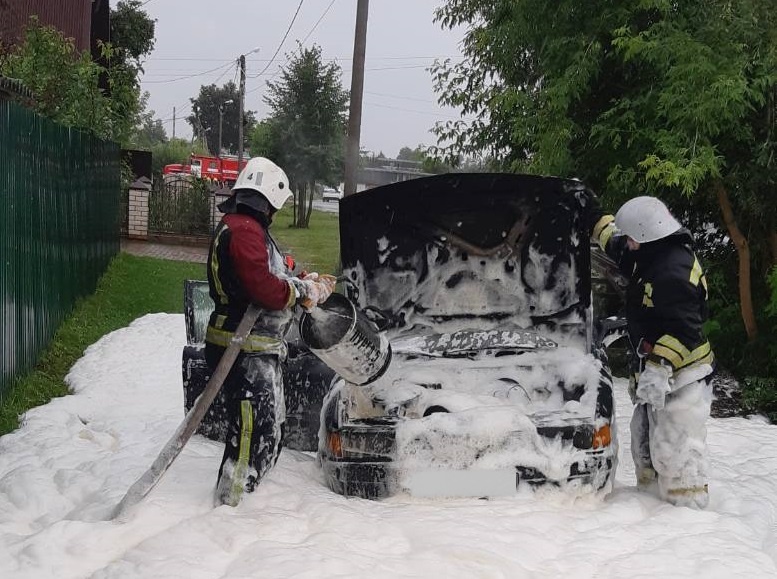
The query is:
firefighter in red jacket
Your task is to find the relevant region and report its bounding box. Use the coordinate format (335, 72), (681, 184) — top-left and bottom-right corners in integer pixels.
(205, 157), (335, 506)
(590, 195), (715, 509)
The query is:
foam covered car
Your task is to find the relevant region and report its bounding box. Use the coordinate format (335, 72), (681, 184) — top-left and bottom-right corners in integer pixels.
(315, 173), (625, 499)
(181, 173), (625, 500)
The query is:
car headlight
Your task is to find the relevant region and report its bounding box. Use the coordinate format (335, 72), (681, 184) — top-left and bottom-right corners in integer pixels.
(592, 424), (611, 449)
(326, 432), (344, 458)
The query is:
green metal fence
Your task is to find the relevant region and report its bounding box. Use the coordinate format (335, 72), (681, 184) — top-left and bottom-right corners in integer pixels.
(0, 101), (121, 401)
(149, 176), (214, 236)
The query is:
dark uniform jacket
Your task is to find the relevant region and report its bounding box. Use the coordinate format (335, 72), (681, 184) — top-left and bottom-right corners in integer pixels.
(593, 215), (714, 373)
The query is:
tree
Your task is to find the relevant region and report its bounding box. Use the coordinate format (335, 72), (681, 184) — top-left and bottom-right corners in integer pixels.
(133, 111), (168, 149)
(187, 82), (253, 156)
(261, 44), (349, 228)
(248, 120), (278, 159)
(132, 92), (168, 149)
(105, 0), (156, 144)
(396, 144), (452, 174)
(110, 0), (156, 69)
(397, 145), (425, 162)
(150, 137), (208, 175)
(433, 0), (777, 343)
(1, 21), (110, 133)
(0, 2), (155, 146)
(421, 156), (452, 175)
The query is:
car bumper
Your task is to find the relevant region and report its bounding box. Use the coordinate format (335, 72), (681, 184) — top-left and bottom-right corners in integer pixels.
(319, 421), (615, 499)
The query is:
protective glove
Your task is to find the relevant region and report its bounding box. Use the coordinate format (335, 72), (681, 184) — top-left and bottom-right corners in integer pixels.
(636, 362), (672, 410)
(293, 275), (337, 311)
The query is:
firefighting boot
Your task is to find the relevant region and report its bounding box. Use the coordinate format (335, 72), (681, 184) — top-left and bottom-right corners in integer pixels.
(636, 466), (658, 492)
(663, 484), (710, 509)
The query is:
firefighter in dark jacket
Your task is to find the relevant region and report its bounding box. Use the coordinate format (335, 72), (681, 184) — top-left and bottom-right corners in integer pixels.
(590, 195), (715, 509)
(205, 157), (335, 507)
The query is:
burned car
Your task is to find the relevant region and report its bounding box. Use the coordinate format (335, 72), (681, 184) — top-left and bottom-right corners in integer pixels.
(182, 173), (624, 500)
(313, 174), (623, 499)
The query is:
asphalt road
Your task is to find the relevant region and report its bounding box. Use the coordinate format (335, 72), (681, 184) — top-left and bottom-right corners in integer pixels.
(312, 199), (340, 213)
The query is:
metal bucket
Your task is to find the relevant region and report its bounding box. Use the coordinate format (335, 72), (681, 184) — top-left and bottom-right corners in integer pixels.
(299, 293), (392, 385)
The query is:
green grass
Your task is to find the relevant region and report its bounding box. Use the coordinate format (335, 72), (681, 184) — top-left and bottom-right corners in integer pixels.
(0, 253), (206, 435)
(272, 207), (341, 275)
(0, 208), (341, 436)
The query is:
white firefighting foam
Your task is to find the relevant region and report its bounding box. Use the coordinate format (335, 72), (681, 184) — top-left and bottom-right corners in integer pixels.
(0, 314), (776, 578)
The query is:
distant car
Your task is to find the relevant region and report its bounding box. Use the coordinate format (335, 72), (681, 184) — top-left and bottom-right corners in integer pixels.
(322, 187), (343, 202)
(317, 173), (627, 499)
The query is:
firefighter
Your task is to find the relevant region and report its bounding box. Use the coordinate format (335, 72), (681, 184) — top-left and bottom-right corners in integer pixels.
(205, 157), (336, 507)
(589, 195), (715, 509)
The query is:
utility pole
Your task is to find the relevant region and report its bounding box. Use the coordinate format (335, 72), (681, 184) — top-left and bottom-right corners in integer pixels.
(172, 106), (176, 139)
(218, 99), (234, 159)
(238, 54), (246, 167)
(344, 0), (369, 197)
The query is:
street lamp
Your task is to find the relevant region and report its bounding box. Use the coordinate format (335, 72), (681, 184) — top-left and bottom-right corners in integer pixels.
(218, 98), (234, 158)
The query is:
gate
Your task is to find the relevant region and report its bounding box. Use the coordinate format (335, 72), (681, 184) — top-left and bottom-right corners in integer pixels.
(148, 176), (216, 237)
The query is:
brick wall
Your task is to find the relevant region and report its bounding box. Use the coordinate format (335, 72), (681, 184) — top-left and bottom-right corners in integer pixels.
(127, 186), (149, 239)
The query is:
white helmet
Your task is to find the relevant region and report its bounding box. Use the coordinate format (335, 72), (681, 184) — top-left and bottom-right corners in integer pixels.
(615, 196), (681, 243)
(233, 157), (291, 210)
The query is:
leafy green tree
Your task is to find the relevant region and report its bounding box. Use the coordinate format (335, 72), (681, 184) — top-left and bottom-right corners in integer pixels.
(262, 44), (349, 228)
(1, 21), (111, 136)
(421, 156), (452, 174)
(110, 0), (156, 69)
(396, 144), (452, 173)
(397, 145), (425, 162)
(131, 91), (168, 149)
(433, 0), (776, 343)
(187, 82), (253, 156)
(107, 0), (156, 145)
(133, 110), (168, 149)
(248, 120), (279, 159)
(1, 2), (155, 146)
(150, 137), (208, 175)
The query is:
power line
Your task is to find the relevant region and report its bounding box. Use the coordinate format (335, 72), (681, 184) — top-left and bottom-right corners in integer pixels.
(352, 64), (430, 72)
(141, 61), (233, 84)
(154, 63), (237, 125)
(242, 64), (433, 99)
(254, 0), (306, 78)
(299, 0), (336, 47)
(146, 55), (464, 63)
(365, 90), (435, 104)
(364, 101), (464, 120)
(146, 62), (442, 82)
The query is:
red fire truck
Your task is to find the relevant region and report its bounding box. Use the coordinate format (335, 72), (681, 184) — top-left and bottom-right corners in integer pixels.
(163, 154), (248, 186)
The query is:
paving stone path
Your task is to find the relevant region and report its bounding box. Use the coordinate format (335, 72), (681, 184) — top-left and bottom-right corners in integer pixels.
(121, 239), (208, 264)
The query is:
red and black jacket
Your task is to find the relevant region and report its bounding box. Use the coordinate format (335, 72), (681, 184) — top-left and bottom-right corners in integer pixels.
(206, 212), (295, 350)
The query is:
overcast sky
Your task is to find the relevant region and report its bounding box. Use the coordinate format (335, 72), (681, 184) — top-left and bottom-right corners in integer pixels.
(139, 0), (467, 158)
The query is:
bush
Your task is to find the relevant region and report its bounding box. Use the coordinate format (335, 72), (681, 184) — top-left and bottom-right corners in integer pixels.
(742, 376), (777, 422)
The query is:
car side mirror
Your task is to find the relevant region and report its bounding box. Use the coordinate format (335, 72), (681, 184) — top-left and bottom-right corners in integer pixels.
(595, 316), (628, 348)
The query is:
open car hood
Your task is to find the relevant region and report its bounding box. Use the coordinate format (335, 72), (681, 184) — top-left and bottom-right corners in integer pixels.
(339, 174), (594, 347)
